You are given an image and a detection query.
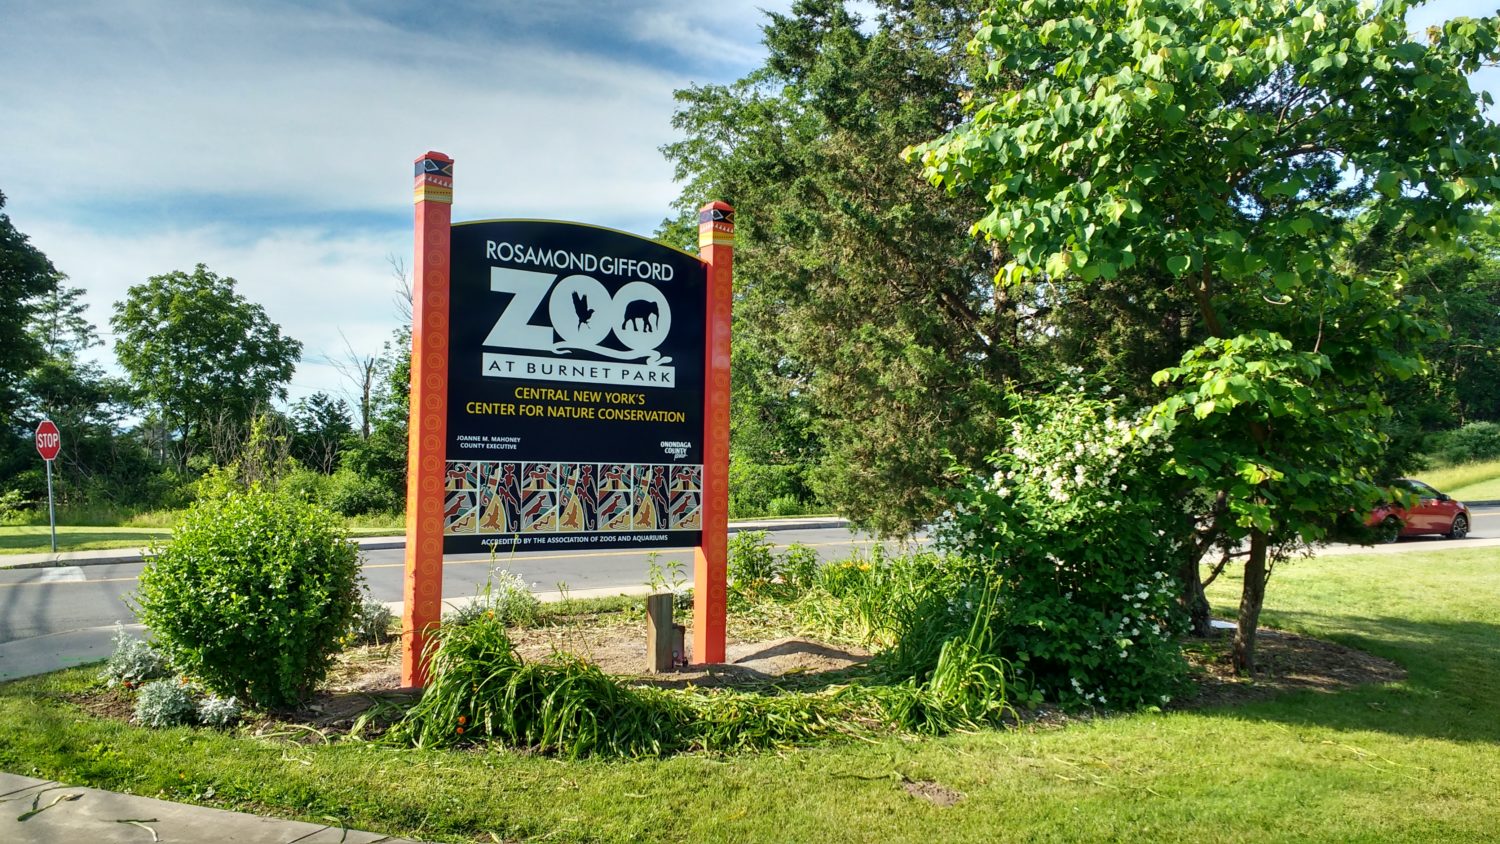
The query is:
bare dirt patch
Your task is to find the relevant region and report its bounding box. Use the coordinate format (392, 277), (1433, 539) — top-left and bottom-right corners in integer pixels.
(901, 779), (965, 807)
(67, 685), (136, 721)
(509, 624), (869, 688)
(1179, 626), (1406, 709)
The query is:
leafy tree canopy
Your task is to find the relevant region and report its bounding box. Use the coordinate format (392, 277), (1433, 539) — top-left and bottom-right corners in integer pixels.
(290, 392), (354, 474)
(664, 0), (1023, 533)
(111, 264), (302, 462)
(0, 190), (62, 431)
(911, 0), (1500, 669)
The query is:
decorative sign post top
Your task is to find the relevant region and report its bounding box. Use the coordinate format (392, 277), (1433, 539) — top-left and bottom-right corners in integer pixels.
(414, 152), (454, 205)
(35, 419), (61, 462)
(697, 201), (735, 250)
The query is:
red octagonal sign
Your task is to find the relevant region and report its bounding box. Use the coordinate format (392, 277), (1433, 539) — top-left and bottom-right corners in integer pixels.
(35, 419), (61, 462)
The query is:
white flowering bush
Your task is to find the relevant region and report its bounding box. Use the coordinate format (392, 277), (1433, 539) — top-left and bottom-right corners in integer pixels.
(450, 568), (540, 627)
(934, 391), (1188, 709)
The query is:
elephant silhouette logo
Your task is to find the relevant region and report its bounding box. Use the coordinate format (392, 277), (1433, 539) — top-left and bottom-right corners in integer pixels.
(622, 299), (659, 332)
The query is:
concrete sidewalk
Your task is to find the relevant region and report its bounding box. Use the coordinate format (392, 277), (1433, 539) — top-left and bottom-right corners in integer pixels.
(0, 772), (420, 843)
(0, 516), (850, 570)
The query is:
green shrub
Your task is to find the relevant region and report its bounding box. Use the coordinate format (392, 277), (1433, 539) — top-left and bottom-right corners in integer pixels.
(727, 530), (779, 599)
(100, 624), (171, 689)
(135, 486), (362, 709)
(767, 494), (809, 517)
(350, 595), (396, 645)
(1433, 422), (1500, 466)
(196, 695), (243, 728)
(0, 489), (28, 521)
(780, 544), (820, 593)
(279, 465), (334, 502)
(134, 677), (198, 728)
(728, 458), (815, 517)
(327, 467), (400, 516)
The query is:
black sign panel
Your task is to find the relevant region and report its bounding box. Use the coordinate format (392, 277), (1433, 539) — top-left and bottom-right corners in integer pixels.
(443, 220), (706, 553)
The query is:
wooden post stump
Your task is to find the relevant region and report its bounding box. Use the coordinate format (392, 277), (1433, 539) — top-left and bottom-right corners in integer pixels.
(646, 593), (675, 673)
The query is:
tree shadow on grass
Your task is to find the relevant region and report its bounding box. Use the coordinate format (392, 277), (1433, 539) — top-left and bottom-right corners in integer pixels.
(1187, 610), (1500, 744)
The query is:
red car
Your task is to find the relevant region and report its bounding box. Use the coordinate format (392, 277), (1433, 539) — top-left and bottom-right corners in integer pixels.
(1367, 478), (1472, 542)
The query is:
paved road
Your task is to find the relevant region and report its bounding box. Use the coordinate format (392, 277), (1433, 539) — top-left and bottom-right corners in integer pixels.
(0, 527), (916, 680)
(2, 509), (1495, 682)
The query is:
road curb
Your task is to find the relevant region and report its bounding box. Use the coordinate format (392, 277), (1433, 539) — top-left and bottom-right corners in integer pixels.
(0, 518), (850, 571)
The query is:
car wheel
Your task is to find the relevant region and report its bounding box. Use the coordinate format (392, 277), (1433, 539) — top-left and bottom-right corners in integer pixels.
(1378, 516), (1402, 544)
(1448, 515), (1470, 540)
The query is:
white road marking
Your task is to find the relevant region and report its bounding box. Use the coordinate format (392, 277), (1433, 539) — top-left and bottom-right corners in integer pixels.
(33, 566), (85, 583)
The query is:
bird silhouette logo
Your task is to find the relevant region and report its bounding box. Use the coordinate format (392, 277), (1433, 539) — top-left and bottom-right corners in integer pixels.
(571, 290), (594, 330)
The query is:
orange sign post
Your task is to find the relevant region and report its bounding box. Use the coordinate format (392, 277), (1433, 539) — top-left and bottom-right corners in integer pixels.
(402, 151), (454, 688)
(694, 202), (733, 664)
(399, 150), (732, 685)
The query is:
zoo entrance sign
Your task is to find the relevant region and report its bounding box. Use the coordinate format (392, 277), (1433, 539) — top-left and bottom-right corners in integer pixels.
(401, 152), (734, 686)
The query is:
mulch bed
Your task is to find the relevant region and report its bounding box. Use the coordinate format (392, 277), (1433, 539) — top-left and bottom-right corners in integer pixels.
(63, 618), (1405, 737)
(1178, 626), (1406, 709)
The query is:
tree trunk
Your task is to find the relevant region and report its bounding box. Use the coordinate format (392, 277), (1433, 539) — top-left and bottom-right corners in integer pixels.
(1232, 528), (1268, 674)
(1179, 549), (1213, 637)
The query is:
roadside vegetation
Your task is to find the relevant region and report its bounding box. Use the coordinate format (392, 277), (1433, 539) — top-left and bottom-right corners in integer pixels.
(3, 547), (1497, 842)
(3, 0), (1500, 839)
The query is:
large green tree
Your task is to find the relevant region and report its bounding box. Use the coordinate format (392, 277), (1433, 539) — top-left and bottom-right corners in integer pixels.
(664, 0), (1027, 533)
(0, 191), (61, 433)
(290, 391), (354, 474)
(20, 284), (158, 508)
(912, 0), (1500, 669)
(111, 264), (302, 464)
(0, 190), (65, 505)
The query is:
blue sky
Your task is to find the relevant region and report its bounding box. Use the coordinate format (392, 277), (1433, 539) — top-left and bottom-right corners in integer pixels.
(0, 0), (1494, 411)
(0, 0), (794, 407)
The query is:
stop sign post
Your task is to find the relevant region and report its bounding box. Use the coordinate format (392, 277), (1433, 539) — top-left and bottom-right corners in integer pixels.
(35, 420), (60, 552)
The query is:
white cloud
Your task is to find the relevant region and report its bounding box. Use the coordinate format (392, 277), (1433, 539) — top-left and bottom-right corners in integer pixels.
(0, 0), (731, 225)
(0, 0), (788, 414)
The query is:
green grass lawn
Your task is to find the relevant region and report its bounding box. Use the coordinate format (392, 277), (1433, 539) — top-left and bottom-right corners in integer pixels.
(1449, 475), (1500, 501)
(1418, 458), (1500, 501)
(0, 525), (170, 554)
(0, 524), (404, 556)
(2, 548), (1499, 842)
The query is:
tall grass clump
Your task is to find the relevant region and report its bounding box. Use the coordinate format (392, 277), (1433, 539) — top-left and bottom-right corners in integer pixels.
(874, 579), (1016, 733)
(393, 614), (877, 758)
(393, 613), (674, 758)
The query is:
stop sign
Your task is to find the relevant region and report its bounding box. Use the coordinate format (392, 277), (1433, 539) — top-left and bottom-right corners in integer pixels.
(35, 420), (61, 461)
